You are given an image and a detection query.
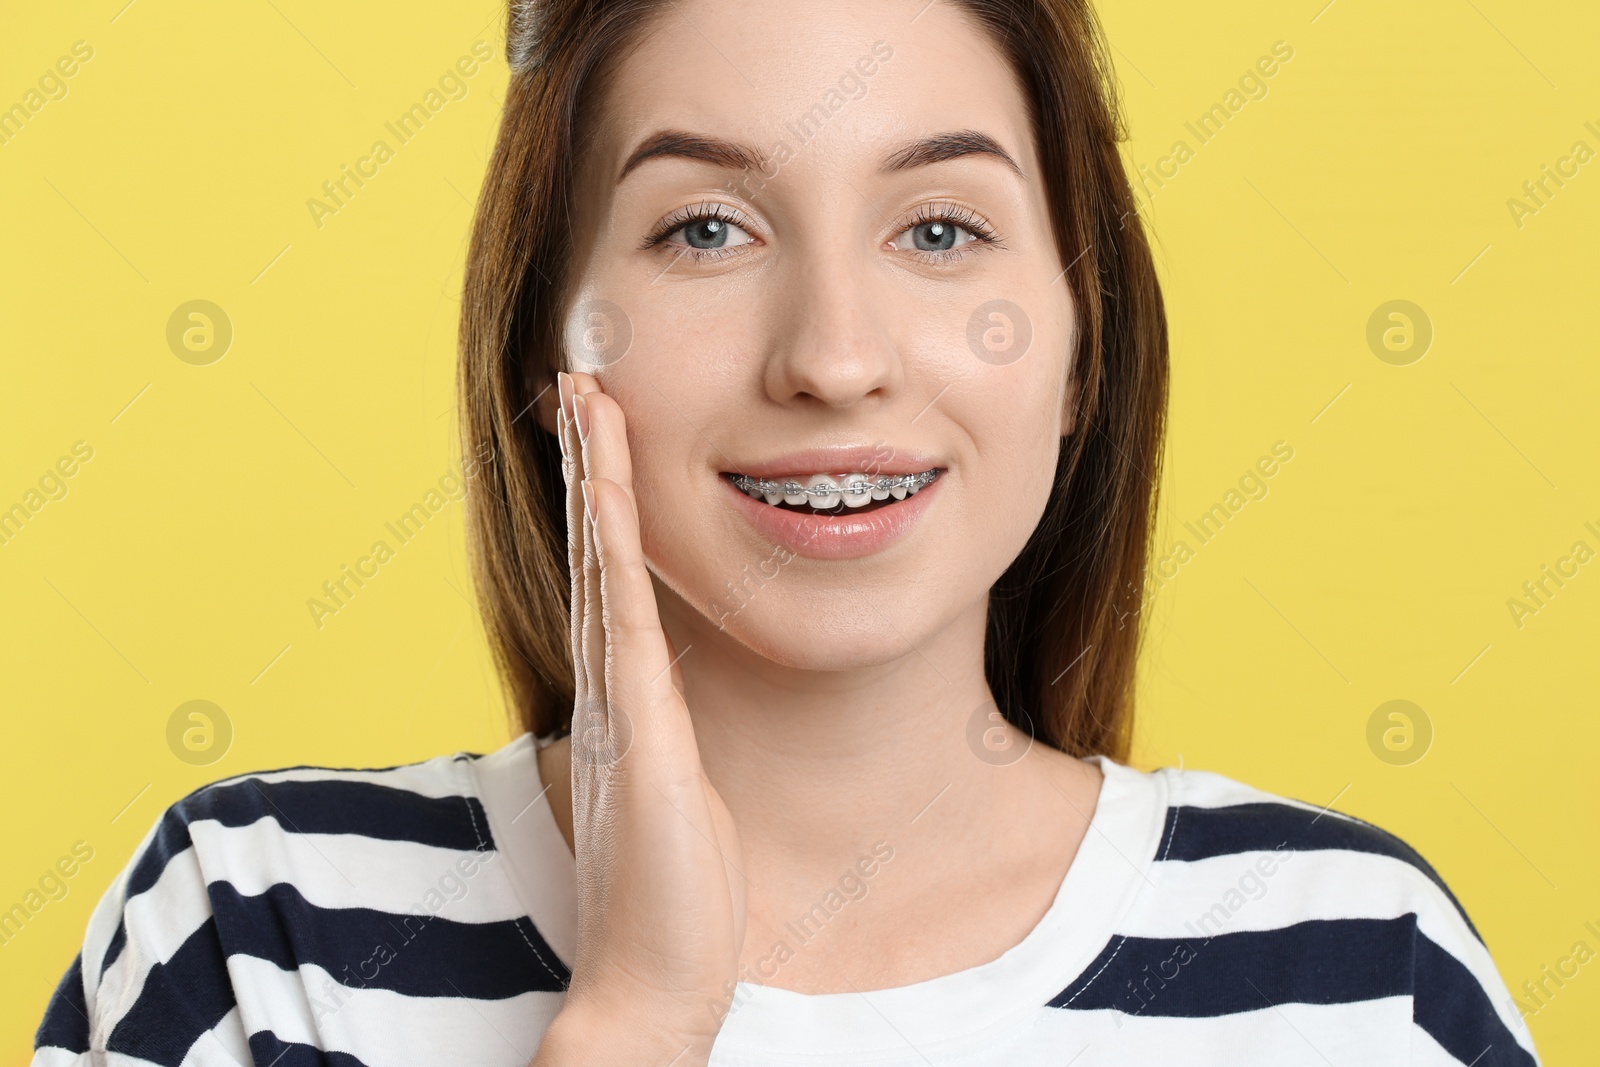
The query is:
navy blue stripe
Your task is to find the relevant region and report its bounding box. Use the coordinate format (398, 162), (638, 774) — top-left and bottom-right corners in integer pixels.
(126, 778), (492, 901)
(104, 777), (489, 979)
(101, 912), (129, 978)
(102, 776), (493, 980)
(1049, 916), (1414, 1016)
(249, 1031), (375, 1067)
(1415, 930), (1537, 1066)
(209, 880), (570, 996)
(33, 952), (89, 1053)
(199, 755), (476, 788)
(107, 917), (236, 1067)
(1157, 802), (1481, 942)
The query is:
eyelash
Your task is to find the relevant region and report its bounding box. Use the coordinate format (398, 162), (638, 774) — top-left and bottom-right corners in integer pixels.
(642, 202), (751, 263)
(901, 202), (1004, 263)
(641, 200), (1004, 265)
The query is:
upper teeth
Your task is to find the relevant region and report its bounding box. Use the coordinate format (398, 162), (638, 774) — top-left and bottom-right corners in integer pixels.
(729, 469), (940, 508)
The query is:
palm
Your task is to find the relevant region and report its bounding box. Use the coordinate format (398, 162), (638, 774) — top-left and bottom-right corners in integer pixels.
(556, 369), (748, 1043)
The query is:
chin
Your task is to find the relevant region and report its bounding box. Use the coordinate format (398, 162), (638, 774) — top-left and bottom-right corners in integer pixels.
(634, 465), (1033, 668)
(645, 533), (994, 675)
(717, 595), (951, 672)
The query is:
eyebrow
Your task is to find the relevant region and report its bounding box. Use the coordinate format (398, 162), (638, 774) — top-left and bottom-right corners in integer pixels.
(616, 128), (1022, 184)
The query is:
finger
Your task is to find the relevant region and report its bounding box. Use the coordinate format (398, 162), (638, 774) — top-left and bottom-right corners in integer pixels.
(558, 374), (597, 708)
(574, 417), (609, 729)
(586, 477), (682, 729)
(661, 627), (687, 700)
(567, 369), (602, 395)
(565, 374), (610, 713)
(573, 390), (637, 515)
(566, 373), (635, 512)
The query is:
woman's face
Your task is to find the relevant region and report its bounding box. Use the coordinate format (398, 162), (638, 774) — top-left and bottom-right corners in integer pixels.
(551, 0), (1075, 670)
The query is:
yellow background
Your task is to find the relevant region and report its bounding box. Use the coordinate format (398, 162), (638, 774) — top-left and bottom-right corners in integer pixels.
(2, 0), (1594, 1061)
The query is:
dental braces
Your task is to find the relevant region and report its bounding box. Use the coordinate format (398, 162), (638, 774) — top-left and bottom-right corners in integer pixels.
(729, 468), (941, 499)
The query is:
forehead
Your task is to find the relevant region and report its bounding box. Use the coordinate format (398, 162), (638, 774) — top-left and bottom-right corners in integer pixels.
(584, 0), (1037, 186)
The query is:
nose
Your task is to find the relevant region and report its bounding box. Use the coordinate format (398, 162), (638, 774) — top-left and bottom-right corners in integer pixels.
(761, 245), (904, 409)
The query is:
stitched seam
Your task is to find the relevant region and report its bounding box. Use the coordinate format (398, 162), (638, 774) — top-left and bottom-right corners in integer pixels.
(460, 770), (568, 989)
(1061, 935), (1128, 1007)
(513, 916), (570, 988)
(1159, 800), (1181, 862)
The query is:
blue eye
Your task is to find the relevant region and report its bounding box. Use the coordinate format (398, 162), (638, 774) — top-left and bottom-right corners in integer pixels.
(647, 203), (757, 261)
(644, 201), (1001, 265)
(914, 221), (958, 251)
(681, 216), (749, 250)
(891, 203), (1001, 262)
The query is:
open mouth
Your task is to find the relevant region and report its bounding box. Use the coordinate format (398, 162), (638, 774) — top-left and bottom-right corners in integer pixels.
(722, 469), (943, 516)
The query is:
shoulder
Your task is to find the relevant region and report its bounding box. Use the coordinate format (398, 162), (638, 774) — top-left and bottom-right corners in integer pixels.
(154, 748), (496, 870)
(35, 740), (570, 1065)
(107, 749), (503, 945)
(1154, 764), (1474, 930)
(101, 749), (494, 956)
(1113, 763), (1541, 1065)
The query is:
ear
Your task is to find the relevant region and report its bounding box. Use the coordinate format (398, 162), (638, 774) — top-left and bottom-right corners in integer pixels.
(1060, 366), (1079, 438)
(529, 362), (564, 438)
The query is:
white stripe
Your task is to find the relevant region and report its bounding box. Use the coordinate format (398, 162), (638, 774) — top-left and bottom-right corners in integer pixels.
(1020, 999), (1416, 1067)
(1139, 847), (1463, 938)
(95, 846), (212, 1041)
(1408, 1019), (1532, 1067)
(1415, 894), (1541, 1060)
(176, 1005), (252, 1067)
(200, 758), (477, 802)
(1135, 847), (1535, 1056)
(28, 1048), (84, 1067)
(186, 819), (520, 924)
(467, 735), (579, 966)
(226, 955), (565, 1067)
(80, 859), (133, 1005)
(1169, 768), (1350, 821)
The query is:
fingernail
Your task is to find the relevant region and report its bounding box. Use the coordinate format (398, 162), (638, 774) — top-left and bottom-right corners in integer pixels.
(556, 408), (568, 459)
(557, 371), (574, 422)
(573, 392), (591, 443)
(581, 479), (596, 520)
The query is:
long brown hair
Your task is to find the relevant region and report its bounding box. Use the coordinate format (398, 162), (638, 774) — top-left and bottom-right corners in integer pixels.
(457, 0), (1168, 761)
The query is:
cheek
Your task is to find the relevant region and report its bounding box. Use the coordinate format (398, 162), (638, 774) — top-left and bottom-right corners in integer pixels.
(606, 370), (726, 572)
(950, 380), (1061, 534)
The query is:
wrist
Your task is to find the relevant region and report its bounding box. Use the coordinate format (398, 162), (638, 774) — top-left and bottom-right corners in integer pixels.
(534, 994), (722, 1067)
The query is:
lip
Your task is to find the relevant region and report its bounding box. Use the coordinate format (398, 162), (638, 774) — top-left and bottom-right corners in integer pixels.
(720, 445), (944, 481)
(722, 468), (944, 560)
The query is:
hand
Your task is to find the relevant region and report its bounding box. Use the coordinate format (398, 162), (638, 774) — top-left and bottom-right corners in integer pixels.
(535, 370), (747, 1067)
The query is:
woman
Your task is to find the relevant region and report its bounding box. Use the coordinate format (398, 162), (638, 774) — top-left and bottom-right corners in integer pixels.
(33, 0), (1540, 1064)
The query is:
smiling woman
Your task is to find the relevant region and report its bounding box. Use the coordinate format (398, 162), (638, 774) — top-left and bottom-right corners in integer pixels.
(30, 1), (1542, 1066)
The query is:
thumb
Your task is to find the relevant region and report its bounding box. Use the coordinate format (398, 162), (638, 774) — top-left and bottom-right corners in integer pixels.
(660, 628), (688, 699)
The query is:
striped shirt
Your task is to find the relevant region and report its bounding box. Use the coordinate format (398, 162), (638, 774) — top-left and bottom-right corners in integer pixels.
(33, 733), (1541, 1066)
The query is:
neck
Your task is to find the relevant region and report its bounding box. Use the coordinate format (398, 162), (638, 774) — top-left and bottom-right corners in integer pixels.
(649, 575), (1090, 881)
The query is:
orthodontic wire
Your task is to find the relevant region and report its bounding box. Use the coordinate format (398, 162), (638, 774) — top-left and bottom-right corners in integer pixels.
(728, 469), (941, 499)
